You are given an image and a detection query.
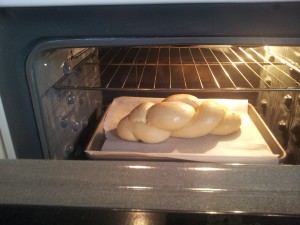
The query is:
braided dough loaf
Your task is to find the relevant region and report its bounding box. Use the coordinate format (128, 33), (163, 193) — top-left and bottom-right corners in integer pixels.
(116, 94), (241, 143)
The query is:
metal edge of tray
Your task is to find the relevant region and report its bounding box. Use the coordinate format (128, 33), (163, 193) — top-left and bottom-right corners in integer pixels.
(85, 102), (286, 163)
(248, 104), (286, 162)
(85, 105), (109, 152)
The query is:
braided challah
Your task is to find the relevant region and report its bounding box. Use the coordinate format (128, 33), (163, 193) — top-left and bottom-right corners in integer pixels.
(116, 94), (241, 143)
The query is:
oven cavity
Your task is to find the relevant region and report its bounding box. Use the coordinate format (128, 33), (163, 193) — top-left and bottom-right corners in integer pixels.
(28, 45), (300, 163)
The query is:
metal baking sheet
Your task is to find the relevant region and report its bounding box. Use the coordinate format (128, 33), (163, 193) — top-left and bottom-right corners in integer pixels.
(85, 97), (286, 164)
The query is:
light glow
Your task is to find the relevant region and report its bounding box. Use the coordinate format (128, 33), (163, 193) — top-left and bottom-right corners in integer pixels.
(120, 186), (154, 190)
(187, 188), (228, 193)
(272, 54), (300, 74)
(127, 165), (154, 169)
(186, 167), (228, 171)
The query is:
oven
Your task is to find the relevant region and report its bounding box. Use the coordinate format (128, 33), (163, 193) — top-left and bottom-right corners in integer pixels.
(1, 1), (300, 224)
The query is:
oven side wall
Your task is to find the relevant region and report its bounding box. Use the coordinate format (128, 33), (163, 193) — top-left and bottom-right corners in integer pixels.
(0, 3), (300, 158)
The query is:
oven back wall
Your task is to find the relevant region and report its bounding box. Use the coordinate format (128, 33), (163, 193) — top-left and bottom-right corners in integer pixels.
(1, 3), (300, 158)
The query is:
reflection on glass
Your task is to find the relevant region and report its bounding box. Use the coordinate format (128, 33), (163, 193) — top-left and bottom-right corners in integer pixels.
(120, 186), (154, 190)
(125, 212), (166, 225)
(186, 167), (228, 171)
(230, 210), (246, 214)
(187, 188), (227, 193)
(133, 213), (148, 225)
(127, 165), (155, 170)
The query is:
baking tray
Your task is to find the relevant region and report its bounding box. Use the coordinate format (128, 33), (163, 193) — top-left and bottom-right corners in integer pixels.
(85, 97), (286, 164)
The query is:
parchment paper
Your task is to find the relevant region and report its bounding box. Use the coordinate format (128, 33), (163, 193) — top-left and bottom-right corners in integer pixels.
(96, 96), (279, 164)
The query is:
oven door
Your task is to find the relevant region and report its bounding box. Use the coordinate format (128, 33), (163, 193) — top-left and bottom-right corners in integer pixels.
(1, 2), (300, 158)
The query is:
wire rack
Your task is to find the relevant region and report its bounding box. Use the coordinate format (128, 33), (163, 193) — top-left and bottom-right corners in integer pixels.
(54, 46), (300, 92)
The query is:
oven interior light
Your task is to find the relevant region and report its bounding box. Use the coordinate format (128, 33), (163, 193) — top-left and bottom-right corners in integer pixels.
(272, 54), (300, 73)
(264, 46), (270, 51)
(127, 212), (160, 225)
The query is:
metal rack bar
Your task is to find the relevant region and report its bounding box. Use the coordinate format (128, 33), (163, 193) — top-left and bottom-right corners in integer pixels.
(209, 48), (237, 89)
(89, 49), (121, 88)
(250, 48), (300, 87)
(95, 62), (285, 66)
(239, 48), (288, 88)
(89, 50), (115, 88)
(189, 48), (204, 89)
(121, 48), (141, 88)
(105, 48), (132, 88)
(229, 48), (271, 89)
(71, 50), (98, 87)
(94, 62), (285, 66)
(54, 46), (300, 92)
(97, 48), (123, 80)
(219, 48), (254, 89)
(98, 48), (114, 63)
(87, 48), (115, 88)
(90, 70), (100, 88)
(137, 48), (151, 89)
(168, 48), (172, 89)
(53, 86), (300, 92)
(270, 52), (300, 74)
(70, 48), (90, 59)
(198, 48), (221, 89)
(72, 49), (97, 70)
(153, 48), (161, 89)
(179, 48), (187, 89)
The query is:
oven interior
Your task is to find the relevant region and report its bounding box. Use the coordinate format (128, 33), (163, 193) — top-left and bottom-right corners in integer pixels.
(27, 44), (300, 163)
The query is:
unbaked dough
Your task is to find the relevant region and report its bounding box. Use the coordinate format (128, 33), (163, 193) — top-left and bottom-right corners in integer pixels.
(171, 100), (226, 138)
(146, 101), (195, 131)
(116, 94), (242, 143)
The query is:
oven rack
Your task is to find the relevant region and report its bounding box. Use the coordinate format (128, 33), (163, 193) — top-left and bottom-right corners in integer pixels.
(54, 47), (300, 92)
